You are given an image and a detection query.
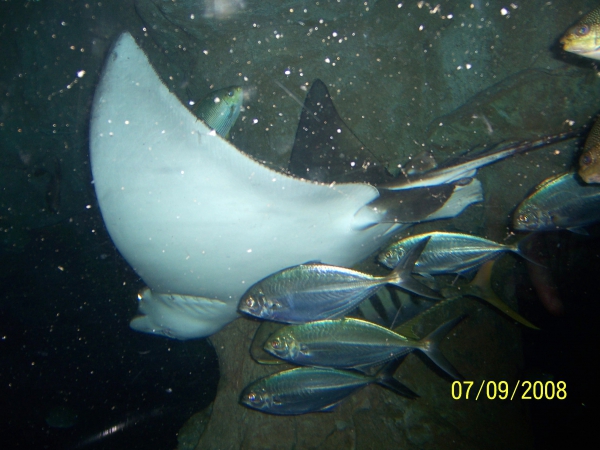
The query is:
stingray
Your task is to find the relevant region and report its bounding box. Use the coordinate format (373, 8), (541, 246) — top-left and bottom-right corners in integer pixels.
(89, 34), (487, 339)
(90, 33), (481, 339)
(286, 79), (483, 227)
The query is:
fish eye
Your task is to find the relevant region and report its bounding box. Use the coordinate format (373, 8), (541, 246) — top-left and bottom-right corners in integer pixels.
(227, 90), (235, 97)
(271, 338), (282, 349)
(577, 25), (590, 36)
(518, 214), (529, 224)
(581, 153), (593, 166)
(247, 392), (258, 402)
(245, 297), (255, 309)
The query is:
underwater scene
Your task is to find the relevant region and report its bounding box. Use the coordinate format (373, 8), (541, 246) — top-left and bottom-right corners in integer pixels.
(1, 0), (599, 448)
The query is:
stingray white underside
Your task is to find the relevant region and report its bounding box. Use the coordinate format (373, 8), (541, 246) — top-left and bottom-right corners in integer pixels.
(90, 33), (410, 338)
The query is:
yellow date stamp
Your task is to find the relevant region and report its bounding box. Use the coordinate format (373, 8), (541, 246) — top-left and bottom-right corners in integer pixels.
(451, 380), (566, 401)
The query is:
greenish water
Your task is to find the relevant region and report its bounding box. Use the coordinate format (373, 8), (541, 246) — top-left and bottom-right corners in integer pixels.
(1, 1), (598, 448)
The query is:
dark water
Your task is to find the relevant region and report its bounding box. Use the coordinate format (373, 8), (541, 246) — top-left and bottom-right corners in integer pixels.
(0, 215), (218, 449)
(1, 0), (598, 448)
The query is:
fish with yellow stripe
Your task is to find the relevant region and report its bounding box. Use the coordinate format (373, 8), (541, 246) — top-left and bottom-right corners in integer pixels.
(560, 6), (600, 60)
(193, 86), (243, 138)
(579, 115), (600, 183)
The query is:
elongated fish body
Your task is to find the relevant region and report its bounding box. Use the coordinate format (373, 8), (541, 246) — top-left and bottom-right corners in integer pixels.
(238, 238), (441, 323)
(265, 318), (413, 368)
(579, 116), (600, 183)
(560, 6), (600, 60)
(193, 86), (243, 137)
(378, 232), (518, 275)
(380, 132), (575, 190)
(239, 264), (386, 323)
(264, 317), (464, 380)
(240, 365), (416, 415)
(513, 172), (600, 232)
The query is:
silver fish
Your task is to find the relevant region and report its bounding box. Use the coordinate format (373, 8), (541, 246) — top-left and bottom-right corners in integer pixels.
(264, 316), (465, 380)
(513, 171), (600, 233)
(378, 231), (533, 274)
(381, 131), (577, 190)
(239, 364), (417, 415)
(193, 86), (243, 137)
(238, 237), (441, 324)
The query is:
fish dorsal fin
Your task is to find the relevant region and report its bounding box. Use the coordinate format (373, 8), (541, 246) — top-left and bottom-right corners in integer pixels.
(288, 79), (392, 185)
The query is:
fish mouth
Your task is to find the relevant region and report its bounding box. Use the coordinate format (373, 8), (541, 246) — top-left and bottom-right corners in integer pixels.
(580, 171), (600, 184)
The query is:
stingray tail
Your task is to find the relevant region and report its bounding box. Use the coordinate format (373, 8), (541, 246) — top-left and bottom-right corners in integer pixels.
(388, 236), (443, 300)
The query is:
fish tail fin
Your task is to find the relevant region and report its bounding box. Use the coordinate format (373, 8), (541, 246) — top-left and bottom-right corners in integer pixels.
(388, 236), (443, 300)
(514, 232), (546, 268)
(417, 315), (467, 381)
(374, 357), (419, 399)
(468, 261), (540, 330)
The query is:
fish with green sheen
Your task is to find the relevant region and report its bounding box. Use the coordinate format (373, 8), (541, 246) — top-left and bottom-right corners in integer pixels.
(264, 316), (465, 380)
(238, 237), (441, 324)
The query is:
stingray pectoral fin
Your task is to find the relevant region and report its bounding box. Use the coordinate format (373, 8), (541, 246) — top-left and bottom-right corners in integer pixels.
(131, 288), (238, 340)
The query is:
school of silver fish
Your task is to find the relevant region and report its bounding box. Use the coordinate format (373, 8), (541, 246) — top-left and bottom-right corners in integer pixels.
(193, 7), (600, 415)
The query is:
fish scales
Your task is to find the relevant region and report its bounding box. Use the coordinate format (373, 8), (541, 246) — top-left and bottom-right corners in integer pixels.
(194, 86), (243, 137)
(514, 172), (600, 232)
(579, 116), (600, 183)
(266, 319), (412, 368)
(239, 238), (440, 323)
(240, 367), (384, 415)
(257, 264), (386, 321)
(264, 316), (465, 381)
(560, 6), (600, 61)
(379, 232), (515, 274)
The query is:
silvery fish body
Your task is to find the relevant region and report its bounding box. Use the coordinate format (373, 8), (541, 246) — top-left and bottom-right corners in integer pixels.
(513, 172), (600, 232)
(238, 264), (395, 324)
(264, 317), (464, 380)
(265, 318), (414, 368)
(378, 232), (518, 275)
(238, 238), (440, 323)
(239, 366), (415, 415)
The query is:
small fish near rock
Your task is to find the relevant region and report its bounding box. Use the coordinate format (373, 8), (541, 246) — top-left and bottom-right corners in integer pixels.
(239, 363), (417, 416)
(513, 171), (600, 234)
(560, 5), (600, 61)
(264, 316), (466, 380)
(378, 231), (537, 275)
(238, 237), (441, 324)
(578, 114), (600, 183)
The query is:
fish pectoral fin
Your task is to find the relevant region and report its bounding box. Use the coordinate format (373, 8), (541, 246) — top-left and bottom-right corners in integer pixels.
(567, 226), (589, 235)
(319, 401), (343, 412)
(398, 277), (443, 301)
